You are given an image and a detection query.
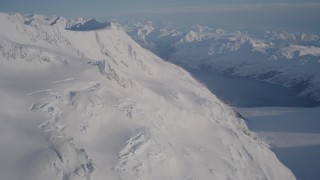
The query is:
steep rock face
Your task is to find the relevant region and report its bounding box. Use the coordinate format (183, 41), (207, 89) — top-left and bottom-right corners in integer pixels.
(0, 13), (295, 180)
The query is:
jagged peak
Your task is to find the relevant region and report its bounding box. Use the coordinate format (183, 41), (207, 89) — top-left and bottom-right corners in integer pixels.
(65, 17), (111, 31)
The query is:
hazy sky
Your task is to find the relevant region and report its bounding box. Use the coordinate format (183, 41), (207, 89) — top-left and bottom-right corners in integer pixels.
(1, 0), (320, 32)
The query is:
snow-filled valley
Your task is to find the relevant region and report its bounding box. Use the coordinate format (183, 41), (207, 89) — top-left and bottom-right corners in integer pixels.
(0, 13), (297, 180)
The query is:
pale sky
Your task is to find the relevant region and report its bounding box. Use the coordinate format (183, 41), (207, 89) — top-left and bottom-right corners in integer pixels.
(1, 0), (320, 32)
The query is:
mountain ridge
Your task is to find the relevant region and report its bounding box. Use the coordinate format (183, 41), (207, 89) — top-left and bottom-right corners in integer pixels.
(0, 12), (295, 180)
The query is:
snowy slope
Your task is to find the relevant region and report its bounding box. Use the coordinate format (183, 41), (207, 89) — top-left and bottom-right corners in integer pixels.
(0, 13), (295, 180)
(126, 23), (320, 102)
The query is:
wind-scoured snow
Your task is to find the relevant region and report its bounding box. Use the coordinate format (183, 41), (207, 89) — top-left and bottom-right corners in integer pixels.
(0, 13), (295, 180)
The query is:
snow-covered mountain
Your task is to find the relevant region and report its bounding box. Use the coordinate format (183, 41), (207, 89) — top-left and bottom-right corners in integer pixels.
(0, 13), (295, 180)
(126, 22), (320, 102)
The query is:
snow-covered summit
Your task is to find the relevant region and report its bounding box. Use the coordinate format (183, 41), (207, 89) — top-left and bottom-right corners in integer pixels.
(0, 12), (295, 180)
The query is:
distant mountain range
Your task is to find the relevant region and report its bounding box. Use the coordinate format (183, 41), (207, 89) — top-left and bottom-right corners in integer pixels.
(125, 22), (320, 102)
